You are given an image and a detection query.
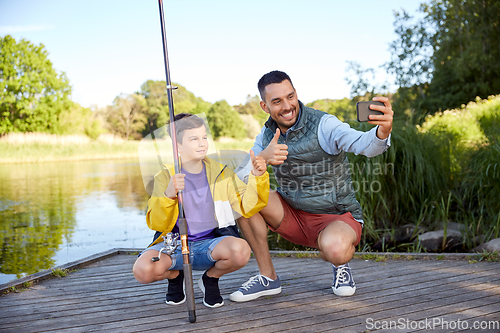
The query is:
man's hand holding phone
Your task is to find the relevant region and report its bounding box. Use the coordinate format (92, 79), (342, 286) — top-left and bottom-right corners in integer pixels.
(357, 97), (393, 140)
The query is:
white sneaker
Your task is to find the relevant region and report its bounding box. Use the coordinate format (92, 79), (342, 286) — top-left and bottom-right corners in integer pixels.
(230, 274), (281, 302)
(332, 263), (356, 296)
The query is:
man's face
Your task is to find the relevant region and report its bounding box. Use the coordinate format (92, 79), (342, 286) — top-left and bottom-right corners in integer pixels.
(178, 126), (208, 162)
(260, 80), (300, 133)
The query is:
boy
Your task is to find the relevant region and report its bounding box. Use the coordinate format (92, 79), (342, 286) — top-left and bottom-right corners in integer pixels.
(133, 113), (269, 308)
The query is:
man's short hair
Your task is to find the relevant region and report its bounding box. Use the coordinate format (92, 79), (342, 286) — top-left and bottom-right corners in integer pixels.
(257, 70), (294, 102)
(167, 113), (206, 143)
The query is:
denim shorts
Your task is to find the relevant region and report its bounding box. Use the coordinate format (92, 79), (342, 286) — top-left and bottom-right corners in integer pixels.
(140, 236), (229, 271)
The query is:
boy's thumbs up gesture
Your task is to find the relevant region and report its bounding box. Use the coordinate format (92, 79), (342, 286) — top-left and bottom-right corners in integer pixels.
(258, 128), (288, 165)
(250, 150), (267, 176)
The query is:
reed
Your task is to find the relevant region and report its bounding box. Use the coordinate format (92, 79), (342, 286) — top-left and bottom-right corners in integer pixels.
(0, 132), (92, 145)
(0, 132), (254, 164)
(0, 141), (139, 163)
(349, 95), (500, 251)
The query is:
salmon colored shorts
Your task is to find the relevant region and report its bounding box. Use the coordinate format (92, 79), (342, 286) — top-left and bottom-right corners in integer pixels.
(268, 195), (363, 249)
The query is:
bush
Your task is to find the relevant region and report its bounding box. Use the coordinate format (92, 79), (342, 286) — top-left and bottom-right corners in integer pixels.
(207, 100), (246, 139)
(348, 95), (500, 250)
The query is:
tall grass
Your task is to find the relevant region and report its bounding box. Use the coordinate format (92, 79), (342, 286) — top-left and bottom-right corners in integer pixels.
(0, 132), (254, 164)
(458, 141), (500, 247)
(348, 121), (450, 245)
(348, 95), (500, 251)
(1, 132), (94, 145)
(0, 141), (140, 163)
(0, 132), (135, 163)
(0, 132), (128, 144)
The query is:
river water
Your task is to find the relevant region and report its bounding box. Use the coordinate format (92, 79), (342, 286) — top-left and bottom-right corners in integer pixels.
(0, 159), (152, 284)
(0, 156), (302, 285)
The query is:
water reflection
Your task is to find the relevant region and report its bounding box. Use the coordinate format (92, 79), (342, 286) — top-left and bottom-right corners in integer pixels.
(0, 159), (151, 284)
(0, 155), (306, 285)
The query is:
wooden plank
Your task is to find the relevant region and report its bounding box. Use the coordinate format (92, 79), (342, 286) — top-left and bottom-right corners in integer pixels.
(17, 255), (465, 301)
(245, 289), (500, 333)
(1, 248), (476, 295)
(453, 311), (500, 333)
(353, 298), (500, 333)
(0, 258), (479, 326)
(143, 260), (498, 332)
(313, 282), (500, 333)
(403, 306), (500, 333)
(13, 264), (490, 330)
(281, 274), (500, 333)
(0, 248), (120, 294)
(0, 256), (332, 305)
(0, 257), (465, 313)
(1, 253), (498, 333)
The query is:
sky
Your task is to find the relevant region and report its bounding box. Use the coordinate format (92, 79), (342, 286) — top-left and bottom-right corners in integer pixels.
(0, 0), (423, 108)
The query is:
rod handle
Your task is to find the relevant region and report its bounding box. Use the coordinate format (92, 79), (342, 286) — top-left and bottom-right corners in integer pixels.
(183, 263), (196, 323)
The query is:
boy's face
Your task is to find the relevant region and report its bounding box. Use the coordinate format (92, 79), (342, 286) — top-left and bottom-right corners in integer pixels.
(178, 126), (208, 162)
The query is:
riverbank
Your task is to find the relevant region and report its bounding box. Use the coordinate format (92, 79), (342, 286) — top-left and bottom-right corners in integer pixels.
(0, 141), (139, 163)
(0, 135), (254, 164)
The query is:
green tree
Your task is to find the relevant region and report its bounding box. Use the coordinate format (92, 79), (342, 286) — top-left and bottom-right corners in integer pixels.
(307, 97), (357, 122)
(234, 95), (261, 115)
(343, 61), (394, 121)
(56, 103), (103, 139)
(386, 10), (433, 97)
(106, 93), (147, 140)
(139, 80), (170, 133)
(138, 80), (212, 136)
(207, 100), (246, 139)
(425, 0), (500, 111)
(345, 61), (377, 98)
(387, 0), (500, 116)
(0, 35), (72, 134)
(234, 94), (268, 125)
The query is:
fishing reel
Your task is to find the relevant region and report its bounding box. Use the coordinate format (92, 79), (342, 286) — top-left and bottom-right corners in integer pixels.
(151, 232), (180, 262)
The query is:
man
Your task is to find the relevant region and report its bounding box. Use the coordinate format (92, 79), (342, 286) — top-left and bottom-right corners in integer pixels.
(231, 70), (393, 302)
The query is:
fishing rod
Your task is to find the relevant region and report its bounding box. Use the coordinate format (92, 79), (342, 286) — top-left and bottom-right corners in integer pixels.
(156, 0), (196, 323)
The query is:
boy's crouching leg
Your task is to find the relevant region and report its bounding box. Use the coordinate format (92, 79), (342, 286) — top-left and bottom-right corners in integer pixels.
(209, 237), (251, 278)
(132, 251), (175, 284)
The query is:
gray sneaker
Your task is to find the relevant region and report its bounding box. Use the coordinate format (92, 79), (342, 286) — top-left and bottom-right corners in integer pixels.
(229, 274), (281, 302)
(332, 263), (356, 296)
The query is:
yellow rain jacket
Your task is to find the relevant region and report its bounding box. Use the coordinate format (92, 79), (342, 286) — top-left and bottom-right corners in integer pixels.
(146, 156), (269, 246)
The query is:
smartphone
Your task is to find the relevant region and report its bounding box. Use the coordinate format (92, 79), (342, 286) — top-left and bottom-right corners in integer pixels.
(356, 101), (385, 122)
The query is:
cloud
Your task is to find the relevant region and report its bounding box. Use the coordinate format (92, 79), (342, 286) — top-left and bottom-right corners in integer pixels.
(0, 25), (55, 34)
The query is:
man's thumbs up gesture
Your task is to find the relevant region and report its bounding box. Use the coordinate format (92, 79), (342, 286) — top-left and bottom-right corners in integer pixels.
(259, 128), (288, 165)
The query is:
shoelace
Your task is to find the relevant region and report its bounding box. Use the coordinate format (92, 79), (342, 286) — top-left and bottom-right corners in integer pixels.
(334, 266), (351, 288)
(240, 274), (269, 291)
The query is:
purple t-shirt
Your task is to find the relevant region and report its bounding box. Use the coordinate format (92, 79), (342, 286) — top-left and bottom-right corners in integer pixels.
(171, 164), (217, 241)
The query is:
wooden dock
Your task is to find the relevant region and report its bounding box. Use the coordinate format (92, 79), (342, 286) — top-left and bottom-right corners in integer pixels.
(1, 251), (499, 332)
